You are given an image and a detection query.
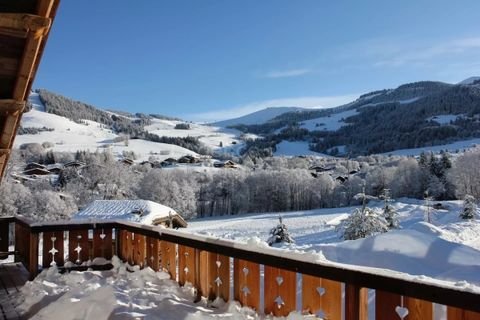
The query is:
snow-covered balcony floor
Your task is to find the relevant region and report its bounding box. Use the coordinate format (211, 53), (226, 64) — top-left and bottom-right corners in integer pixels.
(0, 263), (29, 320)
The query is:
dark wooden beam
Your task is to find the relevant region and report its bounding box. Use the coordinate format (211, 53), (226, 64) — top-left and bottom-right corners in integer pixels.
(0, 100), (25, 114)
(0, 13), (51, 36)
(0, 0), (38, 14)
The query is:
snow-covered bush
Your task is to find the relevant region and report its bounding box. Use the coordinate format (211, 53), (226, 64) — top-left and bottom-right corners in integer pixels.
(460, 195), (477, 219)
(337, 207), (388, 240)
(267, 216), (294, 246)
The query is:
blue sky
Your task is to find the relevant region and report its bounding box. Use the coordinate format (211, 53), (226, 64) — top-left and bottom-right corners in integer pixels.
(34, 1), (480, 122)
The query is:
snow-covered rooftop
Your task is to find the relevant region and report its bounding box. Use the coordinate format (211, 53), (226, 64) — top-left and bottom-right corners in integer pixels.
(73, 200), (180, 225)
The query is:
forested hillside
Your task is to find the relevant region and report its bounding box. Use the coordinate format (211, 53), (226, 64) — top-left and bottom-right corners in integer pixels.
(234, 81), (480, 156)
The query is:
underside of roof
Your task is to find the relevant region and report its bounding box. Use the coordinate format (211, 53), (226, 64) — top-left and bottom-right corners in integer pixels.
(0, 0), (60, 182)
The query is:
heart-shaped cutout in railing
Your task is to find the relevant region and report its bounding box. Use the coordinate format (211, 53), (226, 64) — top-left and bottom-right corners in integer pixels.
(395, 306), (409, 319)
(276, 276), (284, 286)
(316, 287), (326, 296)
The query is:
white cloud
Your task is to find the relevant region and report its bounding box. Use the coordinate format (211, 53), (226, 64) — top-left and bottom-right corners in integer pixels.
(261, 68), (312, 78)
(186, 94), (359, 122)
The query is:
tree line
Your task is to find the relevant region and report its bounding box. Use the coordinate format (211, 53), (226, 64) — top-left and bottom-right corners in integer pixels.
(1, 146), (479, 222)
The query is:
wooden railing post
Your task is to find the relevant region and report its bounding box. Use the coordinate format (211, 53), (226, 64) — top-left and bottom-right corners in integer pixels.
(0, 219), (9, 259)
(345, 284), (368, 320)
(28, 232), (39, 280)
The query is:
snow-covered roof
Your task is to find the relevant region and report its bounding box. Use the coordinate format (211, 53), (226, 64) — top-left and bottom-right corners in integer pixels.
(73, 200), (182, 226)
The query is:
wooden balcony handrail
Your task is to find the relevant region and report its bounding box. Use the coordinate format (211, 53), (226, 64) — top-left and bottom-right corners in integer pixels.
(1, 215), (479, 315)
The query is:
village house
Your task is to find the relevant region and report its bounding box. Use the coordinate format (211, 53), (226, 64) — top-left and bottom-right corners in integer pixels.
(72, 199), (187, 228)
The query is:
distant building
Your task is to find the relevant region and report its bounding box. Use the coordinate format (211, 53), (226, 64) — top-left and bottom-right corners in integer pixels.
(72, 199), (187, 228)
(213, 160), (237, 168)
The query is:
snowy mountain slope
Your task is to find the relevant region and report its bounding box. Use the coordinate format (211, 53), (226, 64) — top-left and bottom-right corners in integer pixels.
(144, 119), (245, 152)
(458, 76), (480, 85)
(15, 92), (249, 161)
(15, 108), (198, 161)
(212, 106), (306, 127)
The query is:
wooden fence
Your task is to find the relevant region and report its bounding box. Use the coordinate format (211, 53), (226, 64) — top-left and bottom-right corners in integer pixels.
(0, 216), (479, 320)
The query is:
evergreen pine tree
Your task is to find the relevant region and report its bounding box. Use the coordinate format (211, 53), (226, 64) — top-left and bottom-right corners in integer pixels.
(381, 188), (399, 229)
(460, 195), (477, 219)
(267, 216), (294, 246)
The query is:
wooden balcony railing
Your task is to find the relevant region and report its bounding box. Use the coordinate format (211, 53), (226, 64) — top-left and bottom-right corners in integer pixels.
(1, 216), (479, 320)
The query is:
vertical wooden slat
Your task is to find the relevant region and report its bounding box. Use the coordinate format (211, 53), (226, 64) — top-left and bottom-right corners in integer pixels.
(447, 306), (480, 320)
(0, 220), (9, 259)
(93, 228), (112, 259)
(215, 253), (229, 301)
(160, 241), (176, 279)
(133, 234), (146, 267)
(28, 232), (39, 279)
(42, 231), (64, 268)
(233, 259), (260, 311)
(146, 237), (160, 271)
(198, 251), (230, 301)
(198, 250), (215, 300)
(302, 274), (341, 320)
(404, 296), (432, 320)
(375, 290), (401, 320)
(14, 224), (25, 263)
(264, 265), (296, 317)
(345, 284), (368, 320)
(68, 229), (89, 264)
(123, 231), (134, 265)
(178, 245), (196, 286)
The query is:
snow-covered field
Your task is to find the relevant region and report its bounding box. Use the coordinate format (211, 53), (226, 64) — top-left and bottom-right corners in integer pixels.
(9, 199), (480, 319)
(382, 138), (480, 156)
(188, 199), (480, 286)
(299, 109), (358, 132)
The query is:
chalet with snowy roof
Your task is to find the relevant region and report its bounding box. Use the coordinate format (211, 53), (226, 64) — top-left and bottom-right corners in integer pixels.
(24, 162), (47, 171)
(64, 160), (86, 169)
(73, 200), (187, 228)
(23, 167), (50, 176)
(178, 155), (200, 164)
(120, 158), (134, 166)
(213, 160), (237, 168)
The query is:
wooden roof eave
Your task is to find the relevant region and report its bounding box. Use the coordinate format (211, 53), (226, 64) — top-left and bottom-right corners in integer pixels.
(0, 0), (60, 182)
